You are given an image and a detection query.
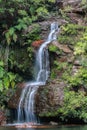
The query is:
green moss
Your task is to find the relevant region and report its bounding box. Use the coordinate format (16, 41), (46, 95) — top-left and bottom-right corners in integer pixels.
(49, 44), (63, 55)
(49, 45), (58, 52)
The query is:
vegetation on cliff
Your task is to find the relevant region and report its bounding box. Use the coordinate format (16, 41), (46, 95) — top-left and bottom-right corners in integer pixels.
(38, 22), (87, 123)
(47, 1), (87, 123)
(0, 0), (87, 124)
(0, 0), (56, 109)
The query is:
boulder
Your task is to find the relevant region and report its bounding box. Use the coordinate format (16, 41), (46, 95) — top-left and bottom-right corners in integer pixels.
(36, 80), (65, 115)
(49, 121), (58, 125)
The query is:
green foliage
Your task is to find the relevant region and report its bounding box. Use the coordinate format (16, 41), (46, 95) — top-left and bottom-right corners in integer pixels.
(49, 45), (58, 52)
(54, 61), (68, 70)
(74, 31), (87, 55)
(57, 90), (87, 122)
(8, 45), (35, 81)
(49, 44), (63, 56)
(62, 66), (87, 90)
(0, 1), (57, 109)
(0, 60), (22, 91)
(25, 24), (41, 45)
(36, 7), (49, 16)
(63, 5), (72, 12)
(48, 22), (87, 123)
(50, 59), (71, 79)
(58, 24), (86, 45)
(50, 69), (58, 79)
(81, 0), (87, 4)
(63, 72), (81, 88)
(80, 56), (87, 67)
(59, 9), (67, 20)
(56, 23), (87, 89)
(0, 0), (56, 45)
(5, 29), (17, 45)
(81, 0), (87, 13)
(39, 88), (87, 123)
(61, 24), (78, 35)
(0, 60), (22, 107)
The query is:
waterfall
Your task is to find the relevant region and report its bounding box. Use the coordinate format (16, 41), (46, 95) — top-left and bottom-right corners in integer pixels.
(36, 22), (58, 84)
(17, 22), (59, 124)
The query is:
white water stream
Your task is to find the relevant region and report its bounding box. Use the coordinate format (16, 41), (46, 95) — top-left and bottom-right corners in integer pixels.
(17, 22), (59, 123)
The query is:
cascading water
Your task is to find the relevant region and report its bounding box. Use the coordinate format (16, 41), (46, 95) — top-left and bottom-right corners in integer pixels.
(36, 22), (58, 83)
(17, 22), (59, 124)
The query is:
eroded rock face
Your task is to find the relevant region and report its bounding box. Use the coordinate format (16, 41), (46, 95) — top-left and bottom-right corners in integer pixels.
(35, 80), (65, 115)
(8, 82), (26, 109)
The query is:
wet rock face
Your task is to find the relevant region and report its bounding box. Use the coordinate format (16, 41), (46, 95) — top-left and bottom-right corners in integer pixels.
(8, 80), (65, 117)
(8, 82), (26, 109)
(0, 110), (6, 126)
(35, 80), (65, 115)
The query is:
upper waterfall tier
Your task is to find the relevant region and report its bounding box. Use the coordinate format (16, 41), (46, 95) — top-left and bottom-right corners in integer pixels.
(36, 22), (59, 84)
